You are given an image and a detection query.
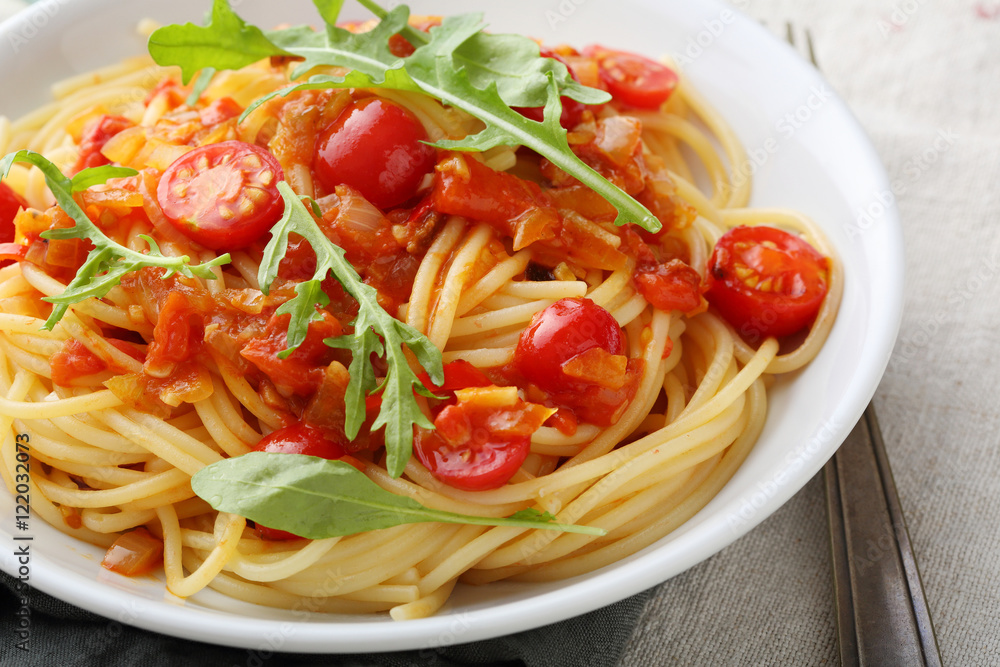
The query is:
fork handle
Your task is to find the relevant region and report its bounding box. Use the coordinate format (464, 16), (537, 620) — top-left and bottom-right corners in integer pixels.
(824, 404), (942, 666)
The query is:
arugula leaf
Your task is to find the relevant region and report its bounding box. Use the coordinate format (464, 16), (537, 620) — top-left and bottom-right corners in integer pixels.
(0, 150), (231, 329)
(237, 7), (421, 121)
(185, 66), (217, 106)
(260, 182), (442, 477)
(192, 452), (605, 538)
(147, 0), (291, 83)
(69, 166), (138, 193)
(353, 0), (606, 108)
(149, 0), (661, 231)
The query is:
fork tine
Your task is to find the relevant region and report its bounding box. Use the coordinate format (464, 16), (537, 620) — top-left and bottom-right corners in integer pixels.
(784, 22), (817, 66)
(786, 22), (945, 665)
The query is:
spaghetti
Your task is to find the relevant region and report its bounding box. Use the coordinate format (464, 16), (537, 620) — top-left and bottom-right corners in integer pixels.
(0, 9), (842, 620)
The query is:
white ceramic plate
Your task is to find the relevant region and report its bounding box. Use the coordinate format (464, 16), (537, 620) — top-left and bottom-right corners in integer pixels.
(0, 0), (903, 653)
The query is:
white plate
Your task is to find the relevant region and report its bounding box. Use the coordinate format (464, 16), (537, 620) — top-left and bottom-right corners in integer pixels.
(0, 0), (903, 653)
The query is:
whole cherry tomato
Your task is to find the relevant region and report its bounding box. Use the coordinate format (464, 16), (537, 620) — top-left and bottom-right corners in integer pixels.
(514, 297), (625, 394)
(314, 98), (436, 210)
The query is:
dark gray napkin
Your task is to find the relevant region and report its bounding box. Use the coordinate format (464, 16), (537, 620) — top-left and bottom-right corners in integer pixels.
(0, 570), (651, 667)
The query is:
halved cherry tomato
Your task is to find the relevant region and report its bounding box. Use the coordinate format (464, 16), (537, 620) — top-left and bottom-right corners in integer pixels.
(414, 401), (532, 492)
(252, 424), (349, 540)
(705, 226), (830, 341)
(314, 98), (436, 209)
(583, 45), (678, 109)
(515, 297), (625, 394)
(156, 140), (284, 250)
(0, 182), (27, 267)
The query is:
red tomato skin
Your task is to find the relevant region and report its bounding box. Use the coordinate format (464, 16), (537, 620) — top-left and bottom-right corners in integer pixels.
(418, 359), (492, 394)
(366, 359), (491, 415)
(430, 154), (558, 241)
(146, 291), (202, 372)
(50, 338), (144, 386)
(252, 424), (349, 540)
(635, 259), (704, 313)
(0, 183), (27, 266)
(156, 141), (284, 250)
(515, 297), (625, 394)
(198, 97), (242, 126)
(705, 226), (830, 341)
(0, 243), (27, 265)
(72, 115), (135, 174)
(144, 78), (185, 107)
(314, 98), (436, 209)
(240, 311), (342, 396)
(414, 418), (531, 492)
(583, 45), (678, 109)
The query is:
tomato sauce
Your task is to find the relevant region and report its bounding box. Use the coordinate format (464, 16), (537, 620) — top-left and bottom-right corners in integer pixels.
(32, 45), (721, 494)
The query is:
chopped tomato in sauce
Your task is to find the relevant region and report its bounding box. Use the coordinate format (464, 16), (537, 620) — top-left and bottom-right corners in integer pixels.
(50, 338), (144, 386)
(101, 527), (163, 577)
(72, 115), (135, 174)
(198, 97), (243, 126)
(431, 153), (560, 250)
(19, 36), (728, 484)
(145, 291), (205, 378)
(240, 311), (343, 396)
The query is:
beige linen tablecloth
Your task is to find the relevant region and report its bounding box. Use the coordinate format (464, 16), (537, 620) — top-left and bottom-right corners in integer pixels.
(621, 1), (1000, 664)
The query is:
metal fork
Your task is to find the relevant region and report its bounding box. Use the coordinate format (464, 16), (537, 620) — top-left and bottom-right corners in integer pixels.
(784, 23), (943, 667)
